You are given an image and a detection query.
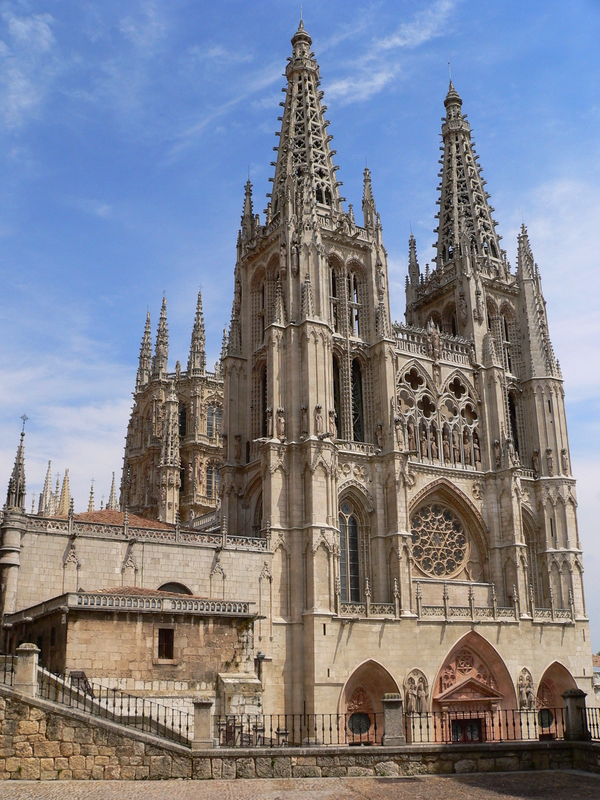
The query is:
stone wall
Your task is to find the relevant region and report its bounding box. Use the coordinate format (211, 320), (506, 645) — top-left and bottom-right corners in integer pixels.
(2, 684), (600, 781)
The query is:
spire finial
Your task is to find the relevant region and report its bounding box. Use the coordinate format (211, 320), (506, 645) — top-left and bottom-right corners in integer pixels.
(21, 413), (28, 432)
(5, 423), (27, 510)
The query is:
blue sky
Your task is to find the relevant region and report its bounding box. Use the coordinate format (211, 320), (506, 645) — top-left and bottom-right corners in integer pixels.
(1, 0), (600, 644)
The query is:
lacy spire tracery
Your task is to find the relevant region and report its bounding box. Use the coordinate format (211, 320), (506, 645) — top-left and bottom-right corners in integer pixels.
(269, 20), (343, 223)
(434, 82), (503, 274)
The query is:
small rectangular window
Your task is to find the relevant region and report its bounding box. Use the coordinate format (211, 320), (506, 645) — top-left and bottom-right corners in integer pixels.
(158, 628), (174, 660)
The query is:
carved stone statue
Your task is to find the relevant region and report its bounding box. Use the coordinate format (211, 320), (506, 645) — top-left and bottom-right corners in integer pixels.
(407, 419), (416, 452)
(430, 431), (438, 459)
(416, 677), (428, 713)
(452, 429), (461, 463)
(276, 408), (286, 439)
(463, 430), (471, 464)
(561, 448), (569, 475)
(546, 447), (554, 476)
(376, 421), (383, 449)
(394, 417), (405, 450)
(234, 434), (241, 463)
(377, 267), (386, 298)
(266, 407), (273, 438)
(532, 449), (540, 477)
(315, 405), (324, 435)
(329, 410), (337, 439)
(493, 439), (501, 468)
(405, 678), (417, 714)
(420, 429), (428, 458)
(301, 405), (308, 436)
(443, 430), (450, 462)
(427, 324), (442, 362)
(459, 291), (468, 326)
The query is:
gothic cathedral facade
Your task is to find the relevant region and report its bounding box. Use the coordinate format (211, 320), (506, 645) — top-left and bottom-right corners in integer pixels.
(1, 22), (593, 721)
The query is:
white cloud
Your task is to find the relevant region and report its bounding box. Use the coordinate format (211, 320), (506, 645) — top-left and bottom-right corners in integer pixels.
(0, 10), (60, 128)
(379, 0), (456, 50)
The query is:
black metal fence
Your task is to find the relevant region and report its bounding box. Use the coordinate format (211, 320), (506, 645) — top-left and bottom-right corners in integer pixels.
(405, 708), (566, 744)
(212, 708), (567, 748)
(214, 712), (383, 747)
(586, 706), (600, 740)
(0, 655), (15, 687)
(37, 669), (191, 746)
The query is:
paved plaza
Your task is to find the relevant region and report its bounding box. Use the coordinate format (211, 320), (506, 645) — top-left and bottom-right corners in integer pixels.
(1, 772), (600, 799)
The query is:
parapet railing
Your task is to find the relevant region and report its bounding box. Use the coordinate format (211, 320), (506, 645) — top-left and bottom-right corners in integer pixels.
(405, 708), (566, 743)
(37, 668), (192, 747)
(0, 654), (15, 687)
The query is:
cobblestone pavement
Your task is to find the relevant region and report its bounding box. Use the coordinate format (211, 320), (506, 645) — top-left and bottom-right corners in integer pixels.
(1, 772), (600, 799)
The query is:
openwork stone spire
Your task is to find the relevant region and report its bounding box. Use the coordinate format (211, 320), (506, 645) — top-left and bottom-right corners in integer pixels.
(188, 290), (207, 375)
(38, 460), (52, 515)
(107, 472), (119, 511)
(362, 167), (376, 229)
(434, 81), (503, 272)
(88, 480), (95, 512)
(160, 384), (180, 469)
(517, 224), (560, 378)
(136, 311), (152, 392)
(5, 427), (26, 510)
(269, 20), (343, 222)
(151, 297), (169, 379)
(57, 469), (71, 516)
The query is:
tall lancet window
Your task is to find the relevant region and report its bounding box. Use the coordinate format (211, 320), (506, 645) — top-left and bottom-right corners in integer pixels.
(348, 272), (361, 337)
(333, 356), (341, 438)
(352, 359), (364, 443)
(178, 404), (187, 438)
(330, 267), (339, 332)
(260, 366), (268, 437)
(339, 502), (360, 602)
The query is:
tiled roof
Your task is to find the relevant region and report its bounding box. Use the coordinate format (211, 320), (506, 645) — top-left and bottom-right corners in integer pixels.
(73, 510), (173, 530)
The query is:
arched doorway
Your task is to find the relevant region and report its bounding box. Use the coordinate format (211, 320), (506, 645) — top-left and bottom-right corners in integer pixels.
(535, 662), (577, 740)
(340, 660), (399, 744)
(430, 632), (516, 742)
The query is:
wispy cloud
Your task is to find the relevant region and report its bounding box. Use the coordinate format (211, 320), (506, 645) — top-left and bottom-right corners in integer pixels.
(324, 0), (457, 104)
(0, 9), (61, 128)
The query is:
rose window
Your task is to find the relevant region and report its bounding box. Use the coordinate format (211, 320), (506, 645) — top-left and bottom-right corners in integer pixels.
(411, 504), (468, 577)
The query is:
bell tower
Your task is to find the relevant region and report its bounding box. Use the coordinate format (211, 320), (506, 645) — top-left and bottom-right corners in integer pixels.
(221, 20), (395, 713)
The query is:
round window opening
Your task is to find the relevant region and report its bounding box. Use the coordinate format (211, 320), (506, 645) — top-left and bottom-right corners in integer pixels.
(348, 712), (371, 736)
(411, 503), (468, 578)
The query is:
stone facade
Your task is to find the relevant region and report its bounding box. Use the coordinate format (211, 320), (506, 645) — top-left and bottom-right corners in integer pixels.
(0, 19), (595, 739)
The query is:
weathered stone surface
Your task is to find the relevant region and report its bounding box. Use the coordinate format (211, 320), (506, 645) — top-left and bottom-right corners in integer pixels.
(236, 758), (256, 779)
(455, 759), (477, 773)
(375, 760), (399, 776)
(273, 757), (292, 778)
(292, 765), (321, 777)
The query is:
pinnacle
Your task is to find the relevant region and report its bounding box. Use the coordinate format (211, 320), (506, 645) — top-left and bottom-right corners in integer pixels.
(5, 427), (26, 510)
(444, 79), (462, 109)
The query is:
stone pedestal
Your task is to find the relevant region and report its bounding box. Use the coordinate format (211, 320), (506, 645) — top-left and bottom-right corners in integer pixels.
(562, 688), (590, 741)
(192, 698), (214, 750)
(381, 692), (406, 745)
(14, 643), (39, 697)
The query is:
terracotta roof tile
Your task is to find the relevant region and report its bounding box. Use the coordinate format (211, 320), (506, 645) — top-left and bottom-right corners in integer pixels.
(83, 586), (208, 600)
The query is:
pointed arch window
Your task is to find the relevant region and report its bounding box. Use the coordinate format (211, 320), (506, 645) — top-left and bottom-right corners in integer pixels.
(333, 356), (341, 438)
(206, 465), (220, 499)
(330, 267), (339, 332)
(178, 403), (187, 438)
(260, 366), (268, 437)
(352, 359), (364, 443)
(207, 406), (222, 438)
(508, 392), (520, 457)
(348, 271), (361, 337)
(339, 501), (360, 602)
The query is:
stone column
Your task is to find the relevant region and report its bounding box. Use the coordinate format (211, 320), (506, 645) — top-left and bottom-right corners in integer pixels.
(381, 692), (406, 745)
(192, 698), (214, 750)
(14, 643), (39, 697)
(562, 689), (590, 741)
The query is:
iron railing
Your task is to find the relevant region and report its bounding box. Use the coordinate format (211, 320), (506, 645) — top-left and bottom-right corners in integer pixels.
(0, 654), (15, 686)
(405, 708), (566, 743)
(214, 713), (383, 747)
(37, 668), (191, 746)
(586, 706), (600, 740)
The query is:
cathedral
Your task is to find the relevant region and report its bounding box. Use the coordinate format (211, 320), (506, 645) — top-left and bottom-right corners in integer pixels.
(0, 21), (595, 728)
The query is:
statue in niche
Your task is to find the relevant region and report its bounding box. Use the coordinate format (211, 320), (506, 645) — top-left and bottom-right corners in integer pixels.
(468, 337), (477, 367)
(506, 436), (517, 466)
(443, 429), (451, 462)
(315, 405), (324, 435)
(376, 421), (383, 449)
(459, 291), (468, 326)
(517, 669), (535, 711)
(329, 410), (337, 439)
(420, 429), (428, 458)
(187, 461), (193, 485)
(407, 419), (416, 452)
(427, 324), (442, 362)
(291, 237), (299, 276)
(546, 447), (554, 476)
(279, 241), (287, 278)
(493, 439), (501, 468)
(222, 433), (227, 459)
(301, 405), (308, 436)
(561, 448), (569, 475)
(276, 409), (286, 440)
(430, 431), (438, 460)
(155, 404), (164, 438)
(234, 277), (242, 316)
(532, 449), (540, 477)
(266, 407), (273, 438)
(405, 678), (417, 714)
(452, 429), (461, 463)
(463, 430), (472, 464)
(394, 417), (405, 450)
(377, 267), (386, 298)
(417, 677), (429, 713)
(234, 435), (241, 463)
(472, 433), (480, 466)
(175, 361), (181, 382)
